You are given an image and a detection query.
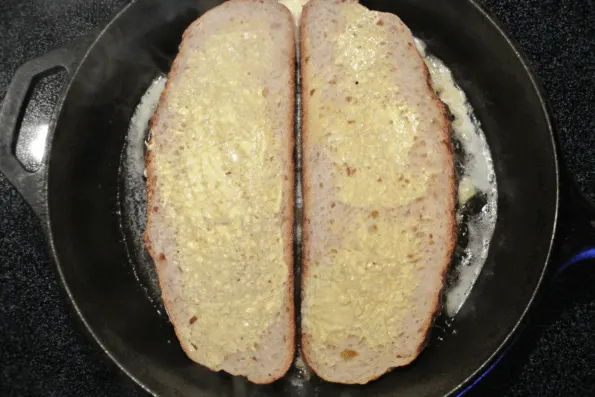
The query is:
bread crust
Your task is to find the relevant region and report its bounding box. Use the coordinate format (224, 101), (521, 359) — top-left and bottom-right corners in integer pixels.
(144, 0), (296, 384)
(299, 0), (456, 384)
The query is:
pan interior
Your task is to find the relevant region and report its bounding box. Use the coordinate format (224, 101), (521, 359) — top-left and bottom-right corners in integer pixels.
(46, 0), (557, 396)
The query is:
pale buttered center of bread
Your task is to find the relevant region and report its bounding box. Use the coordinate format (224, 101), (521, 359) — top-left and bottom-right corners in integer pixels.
(301, 0), (454, 381)
(147, 11), (291, 369)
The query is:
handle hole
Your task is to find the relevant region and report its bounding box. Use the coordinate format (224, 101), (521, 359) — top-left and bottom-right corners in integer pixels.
(15, 67), (67, 172)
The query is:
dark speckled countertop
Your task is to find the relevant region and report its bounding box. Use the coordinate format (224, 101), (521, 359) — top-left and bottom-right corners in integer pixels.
(1, 0), (594, 396)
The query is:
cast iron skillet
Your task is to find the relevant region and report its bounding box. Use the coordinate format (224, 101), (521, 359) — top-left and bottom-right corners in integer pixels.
(1, 0), (594, 396)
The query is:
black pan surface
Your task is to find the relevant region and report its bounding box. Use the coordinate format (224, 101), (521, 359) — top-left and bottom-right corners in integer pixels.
(0, 0), (560, 396)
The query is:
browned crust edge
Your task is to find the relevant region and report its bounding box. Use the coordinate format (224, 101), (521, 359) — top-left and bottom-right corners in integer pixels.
(392, 2), (457, 375)
(144, 0), (296, 384)
(299, 0), (457, 384)
(280, 0), (298, 382)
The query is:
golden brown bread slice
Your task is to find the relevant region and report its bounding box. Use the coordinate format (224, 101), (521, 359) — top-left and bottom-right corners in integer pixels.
(144, 0), (295, 383)
(300, 0), (456, 384)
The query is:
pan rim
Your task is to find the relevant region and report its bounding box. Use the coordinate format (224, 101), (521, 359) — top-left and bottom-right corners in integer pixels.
(43, 1), (158, 396)
(447, 0), (559, 395)
(42, 0), (560, 396)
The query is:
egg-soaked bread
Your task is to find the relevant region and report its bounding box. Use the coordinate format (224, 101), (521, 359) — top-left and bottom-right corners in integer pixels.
(144, 0), (295, 383)
(300, 0), (456, 384)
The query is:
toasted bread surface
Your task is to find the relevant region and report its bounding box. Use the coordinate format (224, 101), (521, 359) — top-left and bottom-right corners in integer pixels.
(300, 0), (456, 384)
(144, 0), (296, 383)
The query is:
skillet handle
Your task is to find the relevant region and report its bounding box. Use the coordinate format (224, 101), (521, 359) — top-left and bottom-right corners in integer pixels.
(0, 45), (80, 221)
(550, 171), (595, 275)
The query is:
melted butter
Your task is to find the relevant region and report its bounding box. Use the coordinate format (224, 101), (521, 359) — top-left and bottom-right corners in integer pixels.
(151, 19), (286, 367)
(307, 4), (431, 208)
(415, 38), (498, 316)
(279, 0), (309, 24)
(458, 177), (477, 204)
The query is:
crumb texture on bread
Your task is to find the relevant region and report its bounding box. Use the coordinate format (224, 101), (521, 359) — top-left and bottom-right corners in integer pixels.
(300, 0), (455, 384)
(144, 0), (295, 383)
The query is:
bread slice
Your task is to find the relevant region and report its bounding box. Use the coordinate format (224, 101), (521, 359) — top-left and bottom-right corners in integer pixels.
(144, 0), (295, 383)
(300, 0), (456, 384)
